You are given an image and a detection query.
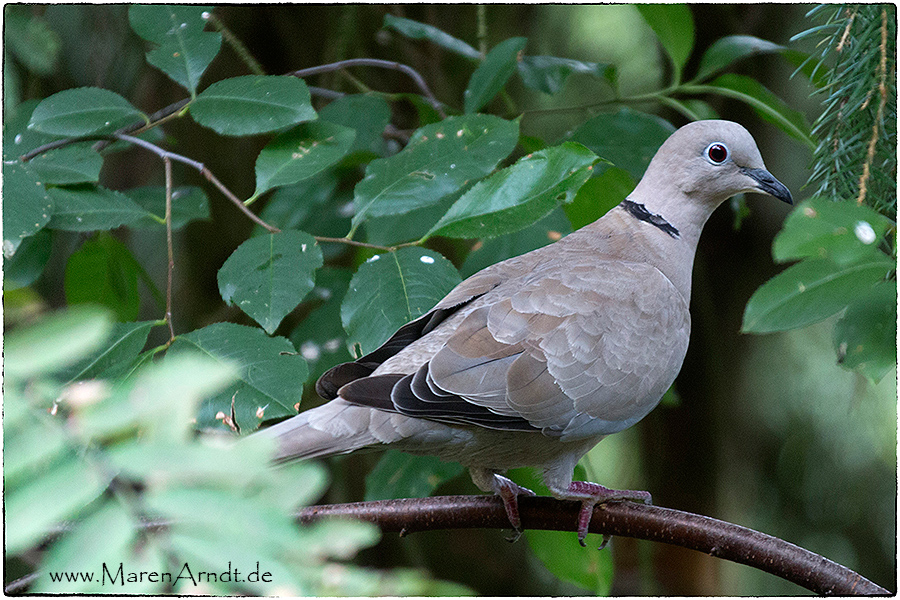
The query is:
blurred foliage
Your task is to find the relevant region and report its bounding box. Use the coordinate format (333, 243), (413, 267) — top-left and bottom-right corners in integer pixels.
(2, 3), (894, 596)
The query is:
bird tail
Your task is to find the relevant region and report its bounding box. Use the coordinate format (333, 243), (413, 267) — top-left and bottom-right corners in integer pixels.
(256, 399), (387, 462)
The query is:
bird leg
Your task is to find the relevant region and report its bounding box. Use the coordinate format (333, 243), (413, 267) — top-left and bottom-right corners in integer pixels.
(551, 481), (652, 547)
(491, 473), (536, 542)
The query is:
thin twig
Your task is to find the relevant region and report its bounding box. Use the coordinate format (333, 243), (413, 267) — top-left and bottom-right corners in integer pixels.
(163, 157), (176, 342)
(313, 236), (392, 251)
(205, 11), (266, 76)
(296, 496), (891, 596)
(290, 58), (446, 118)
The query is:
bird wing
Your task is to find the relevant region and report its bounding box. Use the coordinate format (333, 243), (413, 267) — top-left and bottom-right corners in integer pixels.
(316, 267), (509, 399)
(339, 258), (690, 440)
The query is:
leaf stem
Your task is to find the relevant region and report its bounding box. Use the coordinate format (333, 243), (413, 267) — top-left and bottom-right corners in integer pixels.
(204, 11), (266, 76)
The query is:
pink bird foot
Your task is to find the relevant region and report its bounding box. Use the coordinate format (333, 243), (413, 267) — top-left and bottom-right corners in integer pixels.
(491, 474), (536, 542)
(553, 481), (652, 547)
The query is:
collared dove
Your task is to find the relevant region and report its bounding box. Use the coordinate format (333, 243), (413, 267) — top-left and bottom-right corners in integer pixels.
(263, 120), (792, 543)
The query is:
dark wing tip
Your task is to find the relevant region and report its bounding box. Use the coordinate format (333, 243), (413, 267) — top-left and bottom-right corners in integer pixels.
(316, 362), (377, 399)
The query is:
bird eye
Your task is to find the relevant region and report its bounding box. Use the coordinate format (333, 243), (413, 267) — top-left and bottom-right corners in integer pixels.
(705, 143), (729, 164)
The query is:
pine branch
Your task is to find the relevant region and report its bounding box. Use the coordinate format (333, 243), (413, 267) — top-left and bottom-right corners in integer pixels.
(296, 495), (891, 596)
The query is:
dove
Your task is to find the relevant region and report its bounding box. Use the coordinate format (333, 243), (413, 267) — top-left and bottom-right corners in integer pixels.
(262, 119), (792, 544)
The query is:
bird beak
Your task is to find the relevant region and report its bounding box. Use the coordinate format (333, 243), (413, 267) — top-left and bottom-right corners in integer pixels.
(741, 168), (793, 205)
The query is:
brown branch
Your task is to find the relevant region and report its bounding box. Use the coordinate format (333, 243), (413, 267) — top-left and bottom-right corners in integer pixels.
(296, 495), (891, 596)
(162, 157), (176, 342)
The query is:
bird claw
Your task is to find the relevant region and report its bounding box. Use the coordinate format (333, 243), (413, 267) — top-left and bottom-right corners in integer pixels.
(562, 481), (652, 545)
(492, 474), (534, 534)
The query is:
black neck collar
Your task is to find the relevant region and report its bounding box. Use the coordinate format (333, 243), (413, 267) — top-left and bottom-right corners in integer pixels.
(620, 200), (680, 239)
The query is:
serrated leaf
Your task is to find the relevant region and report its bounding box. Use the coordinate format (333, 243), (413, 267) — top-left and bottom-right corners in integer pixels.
(217, 230), (324, 334)
(64, 234), (141, 321)
(351, 114), (519, 230)
(705, 74), (813, 147)
(27, 143), (103, 185)
(128, 5), (221, 95)
(318, 94), (391, 155)
(342, 248), (462, 356)
(365, 450), (464, 501)
(191, 75), (316, 135)
(57, 320), (156, 383)
(742, 256), (895, 333)
(637, 4), (695, 81)
(464, 37), (527, 114)
(569, 108), (675, 180)
(427, 142), (598, 239)
(833, 282), (897, 383)
(4, 229), (53, 290)
(517, 55), (616, 95)
(563, 166), (635, 231)
(47, 185), (153, 231)
(2, 159), (53, 257)
(773, 197), (893, 266)
(171, 323), (306, 431)
(5, 305), (113, 381)
(127, 185), (210, 229)
(28, 87), (142, 136)
(382, 14), (481, 61)
(5, 458), (112, 555)
(694, 35), (785, 82)
(254, 120), (356, 198)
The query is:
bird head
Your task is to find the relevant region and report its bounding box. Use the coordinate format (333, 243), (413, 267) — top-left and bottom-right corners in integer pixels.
(647, 120), (793, 207)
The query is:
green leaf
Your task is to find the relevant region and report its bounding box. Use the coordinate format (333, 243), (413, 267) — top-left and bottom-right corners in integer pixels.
(5, 7), (61, 75)
(289, 268), (355, 384)
(319, 94), (391, 156)
(64, 234), (142, 322)
(461, 208), (572, 278)
(28, 87), (143, 136)
(5, 458), (111, 555)
(128, 5), (221, 95)
(80, 353), (237, 441)
(526, 528), (614, 593)
(2, 159), (53, 257)
(27, 143), (103, 185)
(191, 75), (316, 135)
(47, 185), (153, 231)
(703, 74), (813, 147)
(382, 14), (481, 61)
(4, 229), (53, 290)
(171, 323), (306, 431)
(127, 185), (210, 229)
(217, 230), (324, 334)
(569, 108), (675, 180)
(517, 55), (616, 95)
(427, 142), (598, 240)
(742, 256), (895, 333)
(464, 37), (527, 114)
(563, 166), (635, 231)
(773, 197), (893, 266)
(364, 450), (464, 501)
(57, 320), (155, 384)
(342, 248), (462, 356)
(35, 501), (136, 594)
(5, 305), (113, 381)
(253, 120), (356, 198)
(833, 282), (897, 383)
(351, 114), (519, 230)
(694, 35), (785, 82)
(5, 413), (70, 484)
(636, 4), (695, 81)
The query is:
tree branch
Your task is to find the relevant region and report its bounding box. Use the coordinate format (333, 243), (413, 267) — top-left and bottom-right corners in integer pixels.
(295, 495), (890, 596)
